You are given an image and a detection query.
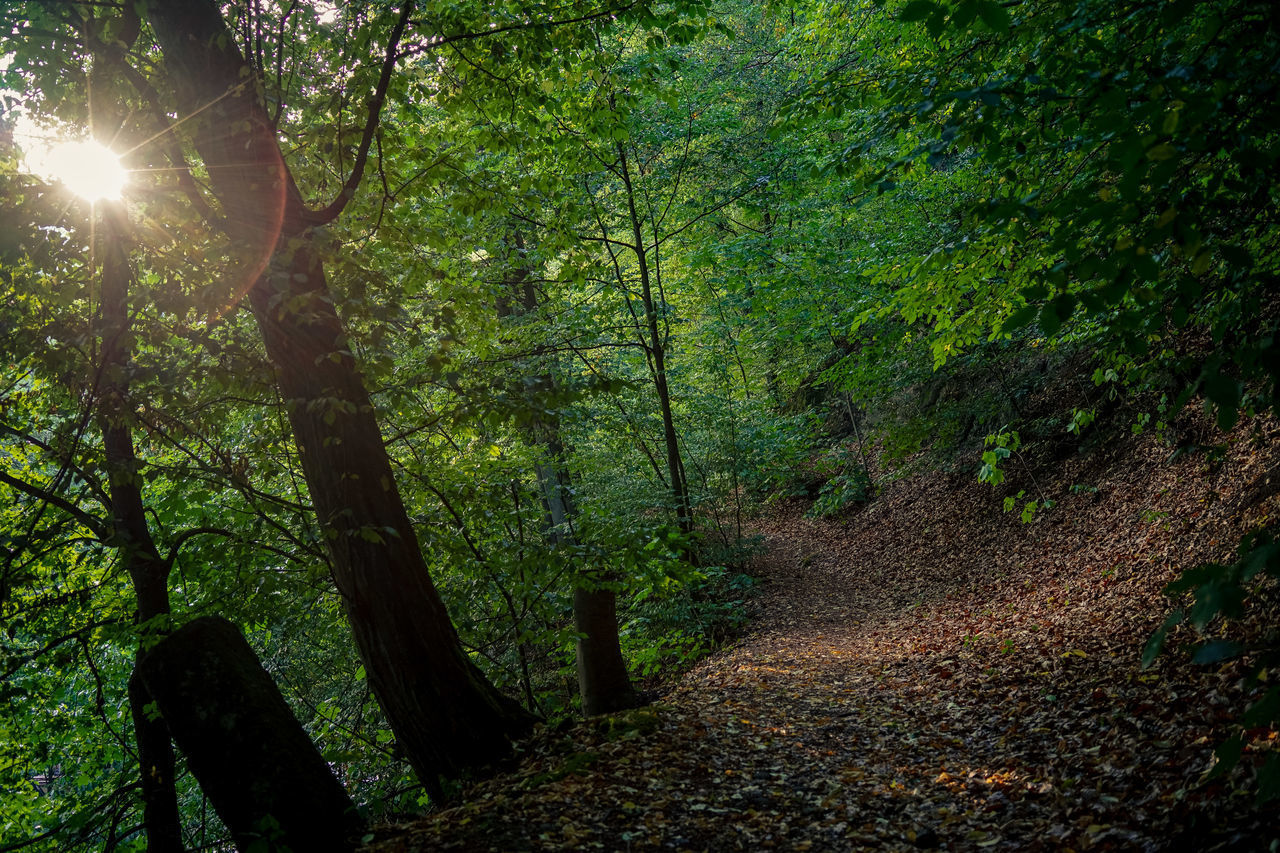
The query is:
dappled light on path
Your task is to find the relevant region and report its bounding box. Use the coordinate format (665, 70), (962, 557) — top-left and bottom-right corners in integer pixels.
(368, 420), (1280, 851)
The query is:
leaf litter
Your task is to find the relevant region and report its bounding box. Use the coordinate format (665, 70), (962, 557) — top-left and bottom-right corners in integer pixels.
(366, 415), (1280, 851)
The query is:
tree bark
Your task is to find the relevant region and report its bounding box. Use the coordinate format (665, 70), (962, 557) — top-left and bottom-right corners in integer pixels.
(539, 432), (639, 716)
(141, 0), (535, 791)
(85, 25), (183, 846)
(616, 143), (693, 537)
(498, 235), (640, 716)
(128, 672), (184, 853)
(136, 617), (366, 852)
(96, 176), (183, 851)
(573, 586), (639, 715)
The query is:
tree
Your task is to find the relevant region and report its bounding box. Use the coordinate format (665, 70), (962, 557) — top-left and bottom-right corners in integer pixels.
(494, 232), (640, 716)
(130, 0), (536, 794)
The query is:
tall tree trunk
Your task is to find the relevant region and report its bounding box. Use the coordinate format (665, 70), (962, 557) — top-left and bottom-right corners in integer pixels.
(141, 0), (534, 792)
(88, 9), (185, 835)
(100, 206), (365, 851)
(616, 143), (693, 537)
(97, 199), (185, 853)
(497, 234), (639, 716)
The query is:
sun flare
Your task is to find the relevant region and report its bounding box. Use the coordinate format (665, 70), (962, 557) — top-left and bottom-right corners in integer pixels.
(28, 139), (128, 202)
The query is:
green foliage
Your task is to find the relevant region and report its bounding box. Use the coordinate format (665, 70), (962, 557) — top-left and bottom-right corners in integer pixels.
(1066, 408), (1096, 436)
(622, 564), (755, 677)
(978, 429), (1020, 488)
(3, 0), (1278, 836)
(807, 467), (876, 518)
(1143, 530), (1280, 802)
(804, 445), (877, 518)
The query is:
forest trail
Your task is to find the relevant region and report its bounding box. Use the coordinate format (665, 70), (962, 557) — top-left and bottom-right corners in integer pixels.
(369, 421), (1280, 852)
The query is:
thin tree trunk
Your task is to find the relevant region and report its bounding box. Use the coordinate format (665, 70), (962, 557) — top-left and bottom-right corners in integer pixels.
(141, 0), (535, 792)
(616, 143), (693, 536)
(127, 673), (184, 853)
(760, 207), (781, 407)
(95, 123), (184, 849)
(498, 233), (639, 716)
(538, 428), (639, 716)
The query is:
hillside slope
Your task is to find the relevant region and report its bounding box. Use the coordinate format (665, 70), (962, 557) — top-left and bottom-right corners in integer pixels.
(367, 415), (1280, 852)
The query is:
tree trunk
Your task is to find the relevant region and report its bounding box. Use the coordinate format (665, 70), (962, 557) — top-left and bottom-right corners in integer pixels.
(136, 617), (366, 852)
(573, 585), (639, 715)
(538, 431), (639, 716)
(100, 212), (359, 848)
(96, 187), (184, 851)
(498, 233), (640, 717)
(616, 143), (693, 536)
(759, 207), (781, 407)
(128, 673), (185, 853)
(85, 26), (183, 846)
(141, 0), (535, 791)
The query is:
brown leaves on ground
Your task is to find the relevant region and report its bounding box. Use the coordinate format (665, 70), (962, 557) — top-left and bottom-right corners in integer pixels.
(366, 418), (1280, 852)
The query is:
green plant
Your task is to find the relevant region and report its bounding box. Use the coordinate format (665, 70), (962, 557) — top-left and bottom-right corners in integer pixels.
(978, 429), (1020, 488)
(807, 466), (876, 518)
(1067, 407), (1096, 435)
(983, 429), (1054, 522)
(622, 564), (755, 677)
(1144, 529), (1280, 803)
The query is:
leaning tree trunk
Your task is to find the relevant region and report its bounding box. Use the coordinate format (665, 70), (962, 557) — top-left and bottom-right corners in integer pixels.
(136, 617), (367, 852)
(141, 0), (535, 793)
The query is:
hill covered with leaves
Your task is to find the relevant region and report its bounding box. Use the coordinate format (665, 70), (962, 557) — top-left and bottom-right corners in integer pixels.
(366, 406), (1280, 851)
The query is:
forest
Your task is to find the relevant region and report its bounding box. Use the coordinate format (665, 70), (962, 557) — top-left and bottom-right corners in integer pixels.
(0, 0), (1277, 849)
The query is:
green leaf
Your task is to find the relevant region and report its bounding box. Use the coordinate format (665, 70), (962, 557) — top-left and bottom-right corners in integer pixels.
(1165, 563), (1225, 594)
(1202, 369), (1241, 412)
(976, 1), (1011, 33)
(1242, 686), (1280, 728)
(1241, 542), (1279, 580)
(1141, 629), (1167, 669)
(950, 1), (978, 28)
(1049, 292), (1077, 323)
(1038, 301), (1063, 336)
(1189, 579), (1246, 628)
(901, 0), (939, 22)
(927, 9), (949, 37)
(1141, 610), (1183, 668)
(1206, 735), (1242, 780)
(1000, 304), (1039, 333)
(1258, 753), (1280, 804)
(1191, 639), (1242, 665)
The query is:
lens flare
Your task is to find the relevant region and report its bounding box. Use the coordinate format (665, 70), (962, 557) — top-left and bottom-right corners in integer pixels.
(30, 139), (127, 201)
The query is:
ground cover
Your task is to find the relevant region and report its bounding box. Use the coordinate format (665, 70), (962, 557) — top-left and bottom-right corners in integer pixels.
(367, 416), (1280, 852)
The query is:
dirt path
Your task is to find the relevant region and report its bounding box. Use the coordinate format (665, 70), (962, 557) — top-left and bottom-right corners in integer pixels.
(369, 424), (1280, 852)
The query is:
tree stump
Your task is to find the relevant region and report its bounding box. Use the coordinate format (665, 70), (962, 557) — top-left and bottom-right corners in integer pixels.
(137, 616), (366, 851)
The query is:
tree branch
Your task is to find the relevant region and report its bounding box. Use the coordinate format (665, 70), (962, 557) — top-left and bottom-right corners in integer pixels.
(0, 470), (107, 537)
(401, 1), (640, 56)
(303, 0), (414, 226)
